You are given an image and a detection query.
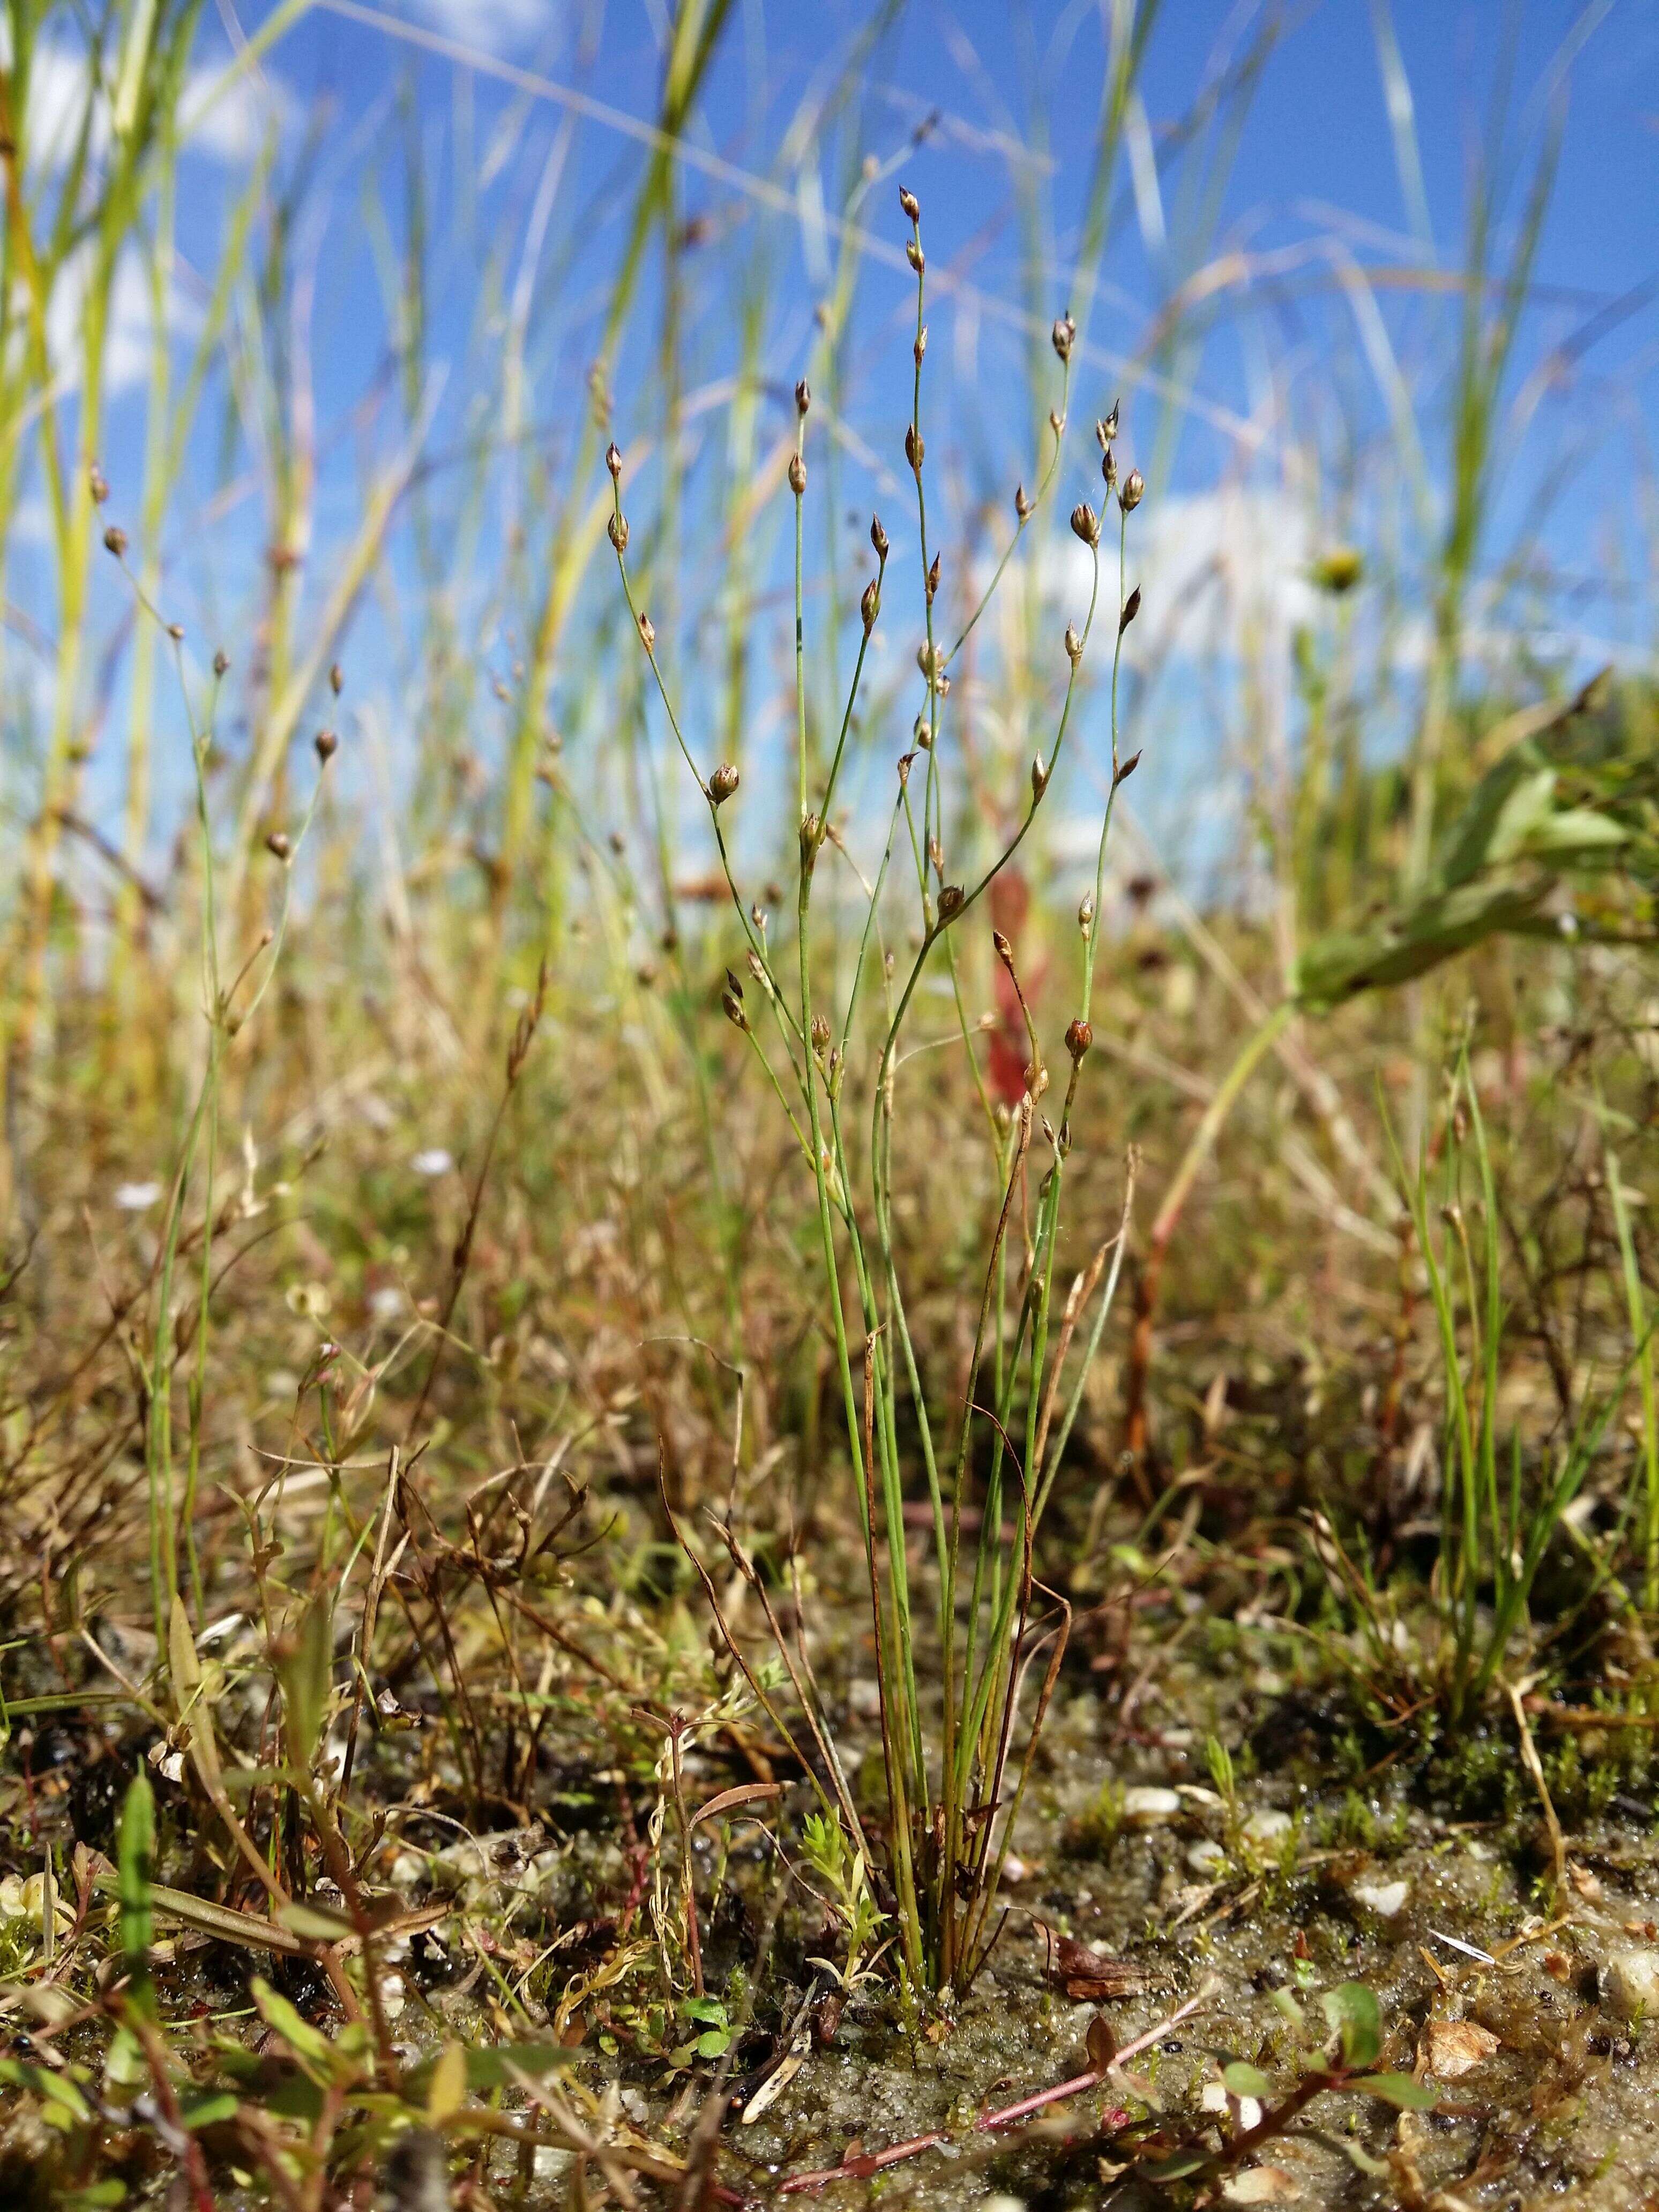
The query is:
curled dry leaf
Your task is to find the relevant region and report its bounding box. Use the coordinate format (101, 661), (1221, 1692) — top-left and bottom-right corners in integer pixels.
(1423, 2018), (1500, 2080)
(1037, 1924), (1159, 2002)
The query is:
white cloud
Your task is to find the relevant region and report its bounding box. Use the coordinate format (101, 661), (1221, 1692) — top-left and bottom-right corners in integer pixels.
(45, 243), (203, 397)
(17, 39), (290, 172)
(412, 0), (549, 54)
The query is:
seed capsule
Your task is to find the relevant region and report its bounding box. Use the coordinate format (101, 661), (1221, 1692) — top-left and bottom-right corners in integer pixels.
(1051, 313), (1075, 361)
(90, 464), (109, 504)
(811, 1015), (831, 1056)
(905, 424), (924, 473)
(103, 525), (128, 557)
(1015, 484), (1033, 521)
(1031, 755), (1050, 800)
(1078, 892), (1096, 940)
(1064, 624), (1083, 666)
(606, 442), (623, 480)
(722, 988), (749, 1032)
(607, 511), (630, 552)
(213, 649), (230, 677)
(1070, 503), (1100, 548)
(1120, 469), (1144, 512)
(1115, 749), (1142, 783)
(1065, 1018), (1093, 1061)
(1120, 586), (1141, 633)
(266, 831), (291, 861)
(900, 186), (920, 222)
(1102, 446), (1117, 490)
(1097, 401), (1119, 445)
(795, 379), (811, 416)
(936, 884), (966, 923)
(906, 238), (924, 275)
(708, 762), (740, 805)
(870, 514), (889, 558)
(861, 579), (880, 632)
(926, 551), (941, 603)
(638, 611), (656, 652)
(314, 729), (338, 763)
(788, 452), (806, 496)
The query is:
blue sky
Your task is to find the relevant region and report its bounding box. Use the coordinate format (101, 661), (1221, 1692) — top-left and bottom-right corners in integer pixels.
(16, 1), (1658, 882)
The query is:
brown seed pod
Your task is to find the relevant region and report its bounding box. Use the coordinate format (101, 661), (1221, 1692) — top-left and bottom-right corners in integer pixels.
(637, 611), (656, 652)
(1032, 754), (1050, 800)
(1065, 1017), (1093, 1062)
(330, 662), (344, 694)
(899, 185), (920, 222)
(1015, 484), (1033, 521)
(795, 379), (811, 417)
(266, 831), (292, 861)
(314, 729), (338, 763)
(788, 452), (807, 496)
(861, 579), (880, 633)
(1064, 624), (1083, 666)
(905, 424), (924, 473)
(936, 884), (966, 924)
(608, 511), (630, 552)
(605, 441), (623, 480)
(1051, 313), (1075, 362)
(1070, 503), (1100, 548)
(213, 649), (230, 678)
(1120, 468), (1145, 512)
(102, 525), (128, 558)
(1119, 586), (1141, 632)
(708, 762), (740, 805)
(870, 514), (889, 558)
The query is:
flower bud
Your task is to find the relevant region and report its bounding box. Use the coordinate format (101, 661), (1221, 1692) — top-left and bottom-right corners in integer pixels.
(1065, 1017), (1093, 1062)
(608, 511), (630, 552)
(708, 762), (740, 805)
(1070, 503), (1100, 548)
(861, 579), (880, 632)
(1064, 624), (1083, 666)
(606, 441), (623, 480)
(1078, 892), (1096, 940)
(330, 662), (344, 694)
(1051, 313), (1075, 361)
(870, 514), (889, 559)
(914, 324), (928, 365)
(913, 714), (933, 750)
(1115, 749), (1142, 784)
(314, 728), (338, 763)
(936, 884), (965, 924)
(213, 649), (230, 677)
(722, 987), (749, 1032)
(1120, 469), (1144, 512)
(638, 611), (656, 652)
(906, 238), (924, 275)
(795, 379), (811, 416)
(789, 452), (806, 496)
(103, 525), (128, 557)
(811, 1014), (831, 1056)
(800, 811), (822, 858)
(1102, 446), (1117, 491)
(1015, 484), (1033, 521)
(266, 831), (291, 861)
(926, 550), (941, 603)
(89, 464), (109, 504)
(1031, 754), (1050, 800)
(899, 186), (920, 222)
(905, 424), (924, 473)
(1119, 586), (1141, 633)
(1097, 401), (1119, 445)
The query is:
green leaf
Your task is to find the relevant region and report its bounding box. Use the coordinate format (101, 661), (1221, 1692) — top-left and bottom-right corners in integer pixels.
(0, 2059), (93, 2123)
(117, 1774), (154, 1975)
(278, 1900), (356, 1943)
(403, 2044), (570, 2099)
(277, 1591), (335, 1774)
(1143, 2148), (1213, 2181)
(1349, 2071), (1436, 2111)
(251, 1976), (334, 2070)
(693, 2028), (733, 2059)
(1320, 1983), (1382, 2072)
(1221, 2061), (1275, 2099)
(1269, 1986), (1304, 2029)
(180, 2091), (241, 2131)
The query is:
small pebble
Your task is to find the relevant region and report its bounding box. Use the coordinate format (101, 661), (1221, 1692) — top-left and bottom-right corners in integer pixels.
(1121, 1786), (1181, 1826)
(1241, 1809), (1292, 1849)
(1353, 1877), (1410, 1919)
(1607, 1948), (1659, 2021)
(1187, 1839), (1227, 1875)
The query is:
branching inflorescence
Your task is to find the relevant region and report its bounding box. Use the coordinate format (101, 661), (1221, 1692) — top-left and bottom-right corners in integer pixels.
(608, 186), (1145, 1994)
